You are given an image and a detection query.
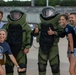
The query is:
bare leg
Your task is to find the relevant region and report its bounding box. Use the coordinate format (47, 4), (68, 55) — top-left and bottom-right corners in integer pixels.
(0, 64), (5, 75)
(69, 58), (76, 75)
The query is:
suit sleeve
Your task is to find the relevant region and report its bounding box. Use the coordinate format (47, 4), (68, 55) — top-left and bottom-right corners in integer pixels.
(25, 24), (32, 49)
(54, 24), (66, 38)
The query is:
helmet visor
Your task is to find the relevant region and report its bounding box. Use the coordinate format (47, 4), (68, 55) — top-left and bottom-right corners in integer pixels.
(10, 11), (22, 21)
(42, 7), (57, 18)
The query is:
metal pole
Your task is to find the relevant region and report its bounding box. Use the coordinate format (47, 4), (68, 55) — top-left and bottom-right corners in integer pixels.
(31, 0), (35, 6)
(46, 0), (49, 6)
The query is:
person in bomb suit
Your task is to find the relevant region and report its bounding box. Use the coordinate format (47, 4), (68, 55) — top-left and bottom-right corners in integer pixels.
(32, 6), (65, 75)
(2, 10), (32, 75)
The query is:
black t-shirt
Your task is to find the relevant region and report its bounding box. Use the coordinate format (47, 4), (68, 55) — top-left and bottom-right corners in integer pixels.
(0, 42), (12, 54)
(65, 24), (76, 48)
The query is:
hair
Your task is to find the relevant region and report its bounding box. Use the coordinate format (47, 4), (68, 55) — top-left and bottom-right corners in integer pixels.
(70, 13), (76, 17)
(60, 14), (69, 20)
(0, 29), (7, 34)
(0, 29), (7, 41)
(70, 12), (76, 15)
(0, 11), (3, 16)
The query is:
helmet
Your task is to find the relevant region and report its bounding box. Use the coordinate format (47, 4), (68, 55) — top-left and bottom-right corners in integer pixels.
(10, 10), (23, 21)
(41, 6), (58, 19)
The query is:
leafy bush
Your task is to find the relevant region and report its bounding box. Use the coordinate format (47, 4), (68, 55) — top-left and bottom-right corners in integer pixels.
(0, 0), (76, 6)
(0, 1), (31, 6)
(60, 0), (76, 6)
(35, 0), (46, 6)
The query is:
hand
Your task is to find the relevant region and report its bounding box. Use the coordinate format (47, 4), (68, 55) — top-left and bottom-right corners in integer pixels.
(18, 68), (26, 72)
(47, 27), (54, 35)
(24, 48), (29, 54)
(34, 25), (39, 33)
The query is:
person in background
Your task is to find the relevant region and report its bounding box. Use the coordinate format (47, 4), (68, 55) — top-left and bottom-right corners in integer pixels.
(69, 13), (76, 75)
(60, 14), (76, 75)
(0, 29), (25, 75)
(0, 11), (5, 28)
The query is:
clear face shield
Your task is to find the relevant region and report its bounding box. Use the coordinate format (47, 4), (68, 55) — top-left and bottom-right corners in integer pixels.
(10, 11), (22, 21)
(41, 7), (57, 18)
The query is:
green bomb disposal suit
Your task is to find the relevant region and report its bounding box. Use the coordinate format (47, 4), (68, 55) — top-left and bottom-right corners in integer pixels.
(33, 6), (65, 75)
(2, 10), (32, 75)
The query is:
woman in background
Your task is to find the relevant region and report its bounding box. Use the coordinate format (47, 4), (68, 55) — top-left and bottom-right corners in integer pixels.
(60, 14), (76, 75)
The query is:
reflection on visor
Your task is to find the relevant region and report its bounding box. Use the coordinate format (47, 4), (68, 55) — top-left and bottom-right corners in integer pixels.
(10, 12), (22, 21)
(42, 9), (54, 18)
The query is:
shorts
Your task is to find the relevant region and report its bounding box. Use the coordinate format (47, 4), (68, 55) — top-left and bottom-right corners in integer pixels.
(67, 48), (76, 58)
(0, 55), (5, 65)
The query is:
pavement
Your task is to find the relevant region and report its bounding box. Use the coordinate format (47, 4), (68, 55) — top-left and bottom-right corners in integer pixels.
(3, 37), (70, 75)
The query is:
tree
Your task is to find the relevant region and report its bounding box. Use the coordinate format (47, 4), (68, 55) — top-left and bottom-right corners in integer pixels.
(0, 0), (3, 1)
(49, 0), (60, 6)
(35, 0), (46, 6)
(35, 0), (61, 6)
(60, 0), (76, 6)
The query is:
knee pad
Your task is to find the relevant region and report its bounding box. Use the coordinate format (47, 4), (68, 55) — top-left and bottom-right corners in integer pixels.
(51, 64), (60, 73)
(38, 62), (47, 72)
(5, 63), (13, 73)
(19, 64), (26, 73)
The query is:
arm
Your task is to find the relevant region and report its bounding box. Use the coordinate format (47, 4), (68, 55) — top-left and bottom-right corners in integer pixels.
(32, 25), (39, 36)
(24, 25), (32, 54)
(54, 25), (65, 38)
(8, 54), (26, 72)
(47, 14), (65, 37)
(25, 26), (32, 49)
(67, 33), (75, 60)
(68, 34), (74, 52)
(8, 54), (19, 67)
(48, 25), (65, 38)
